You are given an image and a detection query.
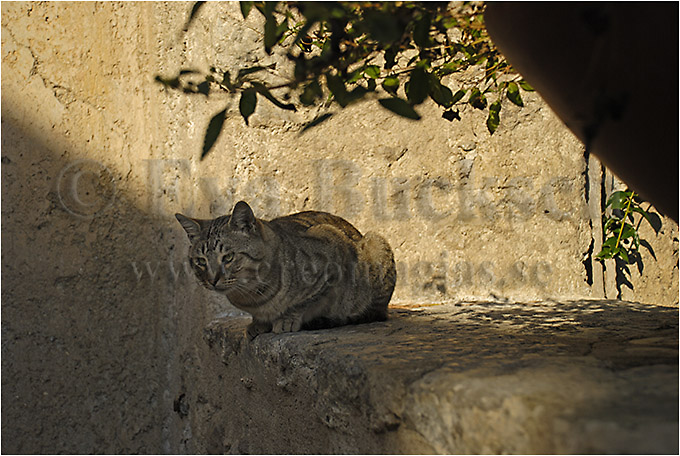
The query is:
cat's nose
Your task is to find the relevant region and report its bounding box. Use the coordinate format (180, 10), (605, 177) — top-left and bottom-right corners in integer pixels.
(210, 272), (221, 287)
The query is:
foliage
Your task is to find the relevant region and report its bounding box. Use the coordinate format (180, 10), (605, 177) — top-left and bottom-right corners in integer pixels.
(595, 190), (662, 297)
(155, 1), (535, 159)
(156, 2), (662, 278)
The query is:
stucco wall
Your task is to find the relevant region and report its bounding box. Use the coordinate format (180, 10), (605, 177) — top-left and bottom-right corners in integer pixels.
(2, 2), (677, 453)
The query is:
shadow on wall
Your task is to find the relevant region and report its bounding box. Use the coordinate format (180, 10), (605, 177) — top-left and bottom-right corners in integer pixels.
(0, 103), (194, 453)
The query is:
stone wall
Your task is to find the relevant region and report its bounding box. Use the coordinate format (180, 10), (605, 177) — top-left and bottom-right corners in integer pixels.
(1, 2), (677, 453)
(196, 301), (678, 454)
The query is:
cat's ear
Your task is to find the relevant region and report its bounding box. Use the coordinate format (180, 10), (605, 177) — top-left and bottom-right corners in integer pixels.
(229, 201), (256, 233)
(175, 213), (202, 241)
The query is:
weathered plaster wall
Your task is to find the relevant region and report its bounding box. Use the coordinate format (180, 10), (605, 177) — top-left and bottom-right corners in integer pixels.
(1, 2), (677, 454)
(151, 1), (678, 306)
(1, 2), (179, 452)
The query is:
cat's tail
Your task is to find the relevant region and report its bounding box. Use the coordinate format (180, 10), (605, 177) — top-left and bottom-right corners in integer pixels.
(358, 232), (397, 321)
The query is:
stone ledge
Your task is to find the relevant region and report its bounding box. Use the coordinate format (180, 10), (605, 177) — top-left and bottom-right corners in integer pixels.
(196, 300), (678, 454)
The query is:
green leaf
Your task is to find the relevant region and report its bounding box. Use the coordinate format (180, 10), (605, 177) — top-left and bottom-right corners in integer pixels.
(603, 217), (620, 233)
(442, 16), (458, 29)
(364, 65), (380, 79)
(240, 1), (254, 19)
(300, 113), (333, 134)
(440, 61), (461, 75)
(427, 74), (453, 108)
(518, 80), (535, 91)
(486, 115), (499, 134)
(506, 82), (524, 107)
(381, 76), (399, 95)
(292, 20), (314, 50)
(296, 2), (333, 21)
(263, 2), (277, 17)
(468, 88), (487, 110)
(487, 100), (501, 134)
(347, 69), (363, 84)
(413, 12), (431, 49)
(601, 236), (619, 249)
(202, 108), (227, 160)
(326, 73), (349, 107)
(300, 80), (322, 106)
(293, 57), (308, 82)
(319, 39), (332, 60)
(251, 82), (296, 111)
(451, 89), (466, 104)
(606, 190), (632, 210)
(275, 18), (289, 44)
(378, 98), (421, 120)
(298, 33), (313, 52)
(264, 17), (278, 52)
(406, 67), (428, 105)
(619, 223), (636, 241)
(329, 5), (346, 19)
(362, 10), (403, 44)
(595, 245), (613, 260)
(263, 2), (280, 53)
(239, 89), (257, 125)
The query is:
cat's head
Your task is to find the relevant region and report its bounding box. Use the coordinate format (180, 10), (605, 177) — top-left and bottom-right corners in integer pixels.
(175, 201), (271, 304)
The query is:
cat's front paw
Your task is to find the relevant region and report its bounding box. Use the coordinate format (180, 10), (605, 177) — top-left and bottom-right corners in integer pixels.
(272, 316), (302, 334)
(246, 320), (272, 340)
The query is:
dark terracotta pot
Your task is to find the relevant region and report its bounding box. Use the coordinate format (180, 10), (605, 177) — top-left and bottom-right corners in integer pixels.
(485, 2), (678, 221)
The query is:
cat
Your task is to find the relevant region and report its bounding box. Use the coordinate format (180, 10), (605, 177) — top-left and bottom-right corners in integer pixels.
(176, 201), (397, 339)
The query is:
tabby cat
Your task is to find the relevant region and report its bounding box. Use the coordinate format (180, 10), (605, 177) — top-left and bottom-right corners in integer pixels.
(176, 201), (397, 339)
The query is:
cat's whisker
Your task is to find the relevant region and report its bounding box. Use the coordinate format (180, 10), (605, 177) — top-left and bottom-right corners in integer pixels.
(230, 282), (264, 306)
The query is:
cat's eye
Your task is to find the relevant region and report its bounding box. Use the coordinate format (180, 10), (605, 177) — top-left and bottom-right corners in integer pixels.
(222, 252), (234, 264)
(193, 257), (207, 268)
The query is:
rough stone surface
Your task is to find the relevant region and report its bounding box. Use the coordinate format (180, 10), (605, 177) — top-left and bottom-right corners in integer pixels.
(1, 2), (678, 454)
(194, 301), (678, 454)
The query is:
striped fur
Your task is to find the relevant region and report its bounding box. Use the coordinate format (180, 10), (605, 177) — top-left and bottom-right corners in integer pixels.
(176, 201), (397, 339)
